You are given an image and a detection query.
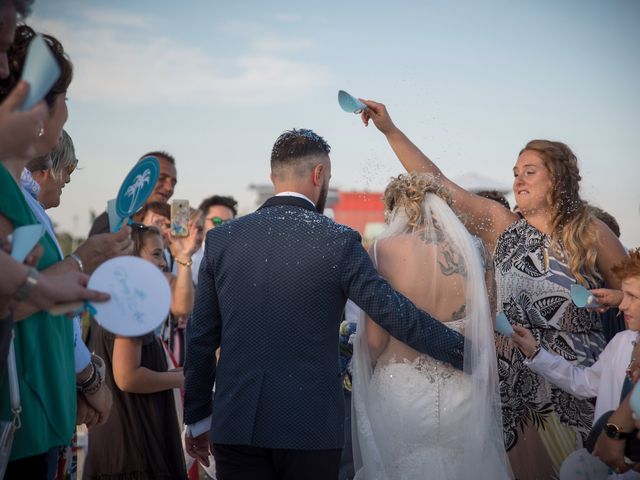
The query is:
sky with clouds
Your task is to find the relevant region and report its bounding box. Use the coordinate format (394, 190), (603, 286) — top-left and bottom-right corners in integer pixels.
(29, 0), (640, 245)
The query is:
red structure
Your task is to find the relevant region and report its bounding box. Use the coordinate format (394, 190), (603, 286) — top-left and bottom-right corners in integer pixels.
(332, 191), (385, 237)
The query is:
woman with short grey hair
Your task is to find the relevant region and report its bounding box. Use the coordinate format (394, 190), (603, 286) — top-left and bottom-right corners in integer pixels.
(24, 129), (77, 209)
(49, 129), (78, 180)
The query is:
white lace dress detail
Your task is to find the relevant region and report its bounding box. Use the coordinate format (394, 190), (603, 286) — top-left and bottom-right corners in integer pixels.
(359, 319), (471, 480)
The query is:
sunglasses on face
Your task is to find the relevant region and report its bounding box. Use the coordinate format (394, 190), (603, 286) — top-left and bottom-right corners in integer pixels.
(131, 222), (153, 232)
(208, 217), (230, 226)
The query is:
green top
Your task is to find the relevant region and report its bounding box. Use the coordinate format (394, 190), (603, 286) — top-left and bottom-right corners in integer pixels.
(0, 163), (75, 460)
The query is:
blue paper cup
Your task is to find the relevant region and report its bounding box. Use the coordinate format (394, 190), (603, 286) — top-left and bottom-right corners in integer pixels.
(570, 284), (600, 309)
(10, 224), (46, 262)
(20, 35), (61, 111)
(338, 90), (366, 114)
(495, 312), (514, 337)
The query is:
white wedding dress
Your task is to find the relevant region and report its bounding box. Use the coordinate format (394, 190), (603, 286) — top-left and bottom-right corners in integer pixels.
(365, 319), (470, 479)
(351, 193), (511, 480)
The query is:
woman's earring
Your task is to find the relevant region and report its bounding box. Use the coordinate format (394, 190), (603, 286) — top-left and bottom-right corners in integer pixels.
(38, 127), (45, 137)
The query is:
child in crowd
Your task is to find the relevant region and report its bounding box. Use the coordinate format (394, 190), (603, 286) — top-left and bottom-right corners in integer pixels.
(84, 225), (191, 479)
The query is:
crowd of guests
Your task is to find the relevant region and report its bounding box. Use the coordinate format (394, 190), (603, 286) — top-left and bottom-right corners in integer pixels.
(0, 1), (233, 477)
(1, 0), (639, 479)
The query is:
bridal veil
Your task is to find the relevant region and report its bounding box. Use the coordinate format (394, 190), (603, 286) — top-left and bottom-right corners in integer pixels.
(351, 175), (511, 479)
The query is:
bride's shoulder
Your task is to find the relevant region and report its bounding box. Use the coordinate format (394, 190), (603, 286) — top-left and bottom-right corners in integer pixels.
(368, 235), (436, 271)
(368, 236), (411, 259)
(374, 234), (439, 256)
(373, 234), (421, 249)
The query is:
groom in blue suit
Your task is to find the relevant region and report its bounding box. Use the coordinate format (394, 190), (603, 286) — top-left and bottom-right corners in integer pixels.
(184, 129), (466, 480)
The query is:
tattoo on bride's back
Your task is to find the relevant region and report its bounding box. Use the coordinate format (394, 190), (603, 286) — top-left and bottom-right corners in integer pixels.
(438, 248), (467, 277)
(451, 303), (466, 321)
(417, 226), (467, 277)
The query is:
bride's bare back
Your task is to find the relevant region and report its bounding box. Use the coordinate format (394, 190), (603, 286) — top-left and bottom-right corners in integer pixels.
(367, 231), (468, 365)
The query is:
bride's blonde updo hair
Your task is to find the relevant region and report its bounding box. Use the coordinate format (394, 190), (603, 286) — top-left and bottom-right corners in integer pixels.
(383, 172), (451, 229)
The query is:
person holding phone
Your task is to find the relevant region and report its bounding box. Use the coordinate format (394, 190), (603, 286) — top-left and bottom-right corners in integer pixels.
(170, 207), (204, 364)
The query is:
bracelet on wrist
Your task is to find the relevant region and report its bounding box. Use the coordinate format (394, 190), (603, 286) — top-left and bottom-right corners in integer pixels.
(77, 361), (96, 389)
(77, 354), (106, 395)
(68, 253), (84, 273)
(14, 267), (39, 302)
(175, 257), (193, 267)
(527, 345), (541, 360)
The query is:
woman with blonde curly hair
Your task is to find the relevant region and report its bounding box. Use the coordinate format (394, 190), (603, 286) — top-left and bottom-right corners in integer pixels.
(358, 100), (626, 480)
(351, 172), (510, 479)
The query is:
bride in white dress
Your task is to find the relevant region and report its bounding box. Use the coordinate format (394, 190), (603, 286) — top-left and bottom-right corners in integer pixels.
(351, 172), (511, 479)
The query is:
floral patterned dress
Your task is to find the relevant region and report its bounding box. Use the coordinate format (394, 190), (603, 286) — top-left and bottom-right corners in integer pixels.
(494, 219), (606, 480)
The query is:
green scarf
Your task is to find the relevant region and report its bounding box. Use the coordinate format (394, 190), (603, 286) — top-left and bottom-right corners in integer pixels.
(0, 163), (75, 460)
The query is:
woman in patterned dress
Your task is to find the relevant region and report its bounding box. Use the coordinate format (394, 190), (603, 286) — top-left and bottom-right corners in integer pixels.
(357, 99), (626, 479)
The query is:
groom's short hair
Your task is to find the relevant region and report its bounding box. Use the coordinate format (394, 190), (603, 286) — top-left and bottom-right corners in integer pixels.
(271, 129), (331, 178)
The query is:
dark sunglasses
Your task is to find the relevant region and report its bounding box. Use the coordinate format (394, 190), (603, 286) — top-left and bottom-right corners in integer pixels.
(207, 216), (230, 226)
(131, 222), (150, 231)
(131, 222), (158, 233)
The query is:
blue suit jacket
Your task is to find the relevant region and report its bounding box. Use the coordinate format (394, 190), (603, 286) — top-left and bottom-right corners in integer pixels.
(184, 196), (465, 450)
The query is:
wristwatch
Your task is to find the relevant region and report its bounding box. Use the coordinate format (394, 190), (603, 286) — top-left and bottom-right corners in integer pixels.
(604, 422), (633, 440)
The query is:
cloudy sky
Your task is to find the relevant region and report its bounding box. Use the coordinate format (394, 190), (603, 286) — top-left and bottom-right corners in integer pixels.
(30, 0), (640, 245)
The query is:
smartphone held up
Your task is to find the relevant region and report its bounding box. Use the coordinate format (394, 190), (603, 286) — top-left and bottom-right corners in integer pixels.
(171, 199), (190, 237)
